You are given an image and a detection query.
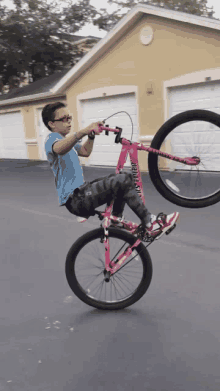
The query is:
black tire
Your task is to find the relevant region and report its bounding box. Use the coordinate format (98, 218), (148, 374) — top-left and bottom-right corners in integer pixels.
(65, 227), (153, 310)
(148, 109), (220, 208)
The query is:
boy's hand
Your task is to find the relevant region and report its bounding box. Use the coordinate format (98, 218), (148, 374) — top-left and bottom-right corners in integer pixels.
(84, 121), (104, 136)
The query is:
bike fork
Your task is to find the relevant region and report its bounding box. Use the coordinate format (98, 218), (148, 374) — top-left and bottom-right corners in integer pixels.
(100, 226), (143, 282)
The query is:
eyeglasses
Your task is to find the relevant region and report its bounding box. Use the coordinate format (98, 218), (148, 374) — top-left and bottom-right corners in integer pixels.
(53, 116), (72, 123)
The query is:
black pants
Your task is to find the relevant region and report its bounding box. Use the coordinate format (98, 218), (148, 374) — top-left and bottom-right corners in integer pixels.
(65, 172), (152, 225)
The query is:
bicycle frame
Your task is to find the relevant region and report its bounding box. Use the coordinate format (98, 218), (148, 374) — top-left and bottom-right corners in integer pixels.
(81, 126), (199, 277)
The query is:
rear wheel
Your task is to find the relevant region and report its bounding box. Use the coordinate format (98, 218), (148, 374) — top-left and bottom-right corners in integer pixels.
(65, 227), (153, 310)
(148, 109), (220, 208)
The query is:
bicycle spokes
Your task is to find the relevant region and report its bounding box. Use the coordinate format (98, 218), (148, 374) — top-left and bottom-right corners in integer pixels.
(157, 119), (220, 200)
(73, 235), (145, 304)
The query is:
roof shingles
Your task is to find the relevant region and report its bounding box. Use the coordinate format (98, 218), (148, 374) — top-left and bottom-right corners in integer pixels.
(0, 70), (69, 102)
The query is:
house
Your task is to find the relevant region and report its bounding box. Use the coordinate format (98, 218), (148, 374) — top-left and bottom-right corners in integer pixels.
(1, 3), (220, 171)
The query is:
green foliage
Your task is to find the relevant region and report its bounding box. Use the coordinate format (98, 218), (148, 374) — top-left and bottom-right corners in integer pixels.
(0, 0), (98, 92)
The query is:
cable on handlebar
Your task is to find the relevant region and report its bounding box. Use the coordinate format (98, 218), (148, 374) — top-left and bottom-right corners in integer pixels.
(103, 111), (134, 141)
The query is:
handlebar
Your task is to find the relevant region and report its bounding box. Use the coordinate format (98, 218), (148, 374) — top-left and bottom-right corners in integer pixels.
(90, 125), (123, 144)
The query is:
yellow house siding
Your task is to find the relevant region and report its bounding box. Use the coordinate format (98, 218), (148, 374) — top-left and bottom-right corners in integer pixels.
(67, 14), (220, 136)
(66, 14), (220, 170)
(26, 144), (40, 160)
(136, 15), (220, 136)
(22, 106), (37, 139)
(20, 106), (40, 160)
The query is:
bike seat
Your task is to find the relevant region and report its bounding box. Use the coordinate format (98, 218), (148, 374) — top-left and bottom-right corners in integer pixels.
(76, 210), (105, 223)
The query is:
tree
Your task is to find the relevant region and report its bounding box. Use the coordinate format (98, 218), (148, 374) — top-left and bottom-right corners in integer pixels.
(0, 0), (216, 94)
(94, 0), (215, 32)
(0, 0), (99, 93)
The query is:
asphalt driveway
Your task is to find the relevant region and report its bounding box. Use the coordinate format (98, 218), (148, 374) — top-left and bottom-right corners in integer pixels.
(0, 159), (220, 391)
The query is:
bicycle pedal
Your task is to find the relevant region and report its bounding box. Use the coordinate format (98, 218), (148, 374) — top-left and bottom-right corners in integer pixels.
(165, 224), (176, 235)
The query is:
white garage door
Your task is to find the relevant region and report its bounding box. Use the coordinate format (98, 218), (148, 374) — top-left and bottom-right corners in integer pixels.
(168, 82), (220, 171)
(81, 93), (138, 167)
(169, 82), (220, 115)
(0, 112), (27, 159)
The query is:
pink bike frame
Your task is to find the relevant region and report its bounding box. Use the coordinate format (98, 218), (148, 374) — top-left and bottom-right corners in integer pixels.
(90, 126), (199, 275)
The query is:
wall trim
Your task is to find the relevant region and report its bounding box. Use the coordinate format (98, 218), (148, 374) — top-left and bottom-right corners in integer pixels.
(0, 108), (21, 114)
(77, 85), (138, 101)
(139, 135), (154, 142)
(25, 139), (38, 145)
(0, 93), (66, 108)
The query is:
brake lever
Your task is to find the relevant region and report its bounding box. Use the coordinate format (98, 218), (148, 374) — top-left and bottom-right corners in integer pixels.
(96, 124), (122, 143)
(115, 127), (122, 143)
(105, 124), (109, 136)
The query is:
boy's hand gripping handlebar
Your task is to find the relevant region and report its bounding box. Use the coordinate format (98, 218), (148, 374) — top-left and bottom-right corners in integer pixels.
(90, 124), (123, 144)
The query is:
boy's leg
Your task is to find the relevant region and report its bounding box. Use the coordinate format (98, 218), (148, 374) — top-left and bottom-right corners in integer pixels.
(108, 173), (152, 224)
(65, 172), (152, 225)
(83, 172), (180, 239)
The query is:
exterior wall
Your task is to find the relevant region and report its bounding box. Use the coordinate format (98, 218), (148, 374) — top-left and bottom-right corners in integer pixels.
(0, 97), (66, 160)
(26, 143), (40, 160)
(2, 13), (220, 167)
(21, 105), (39, 159)
(66, 14), (220, 170)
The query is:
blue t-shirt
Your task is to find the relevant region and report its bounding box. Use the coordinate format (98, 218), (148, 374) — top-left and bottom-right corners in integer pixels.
(45, 132), (85, 206)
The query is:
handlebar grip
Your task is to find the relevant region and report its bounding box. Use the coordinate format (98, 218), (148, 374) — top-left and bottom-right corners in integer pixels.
(115, 127), (122, 143)
(105, 124), (109, 136)
(96, 125), (123, 143)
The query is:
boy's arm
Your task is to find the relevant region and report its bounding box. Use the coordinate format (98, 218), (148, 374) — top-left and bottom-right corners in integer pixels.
(78, 137), (94, 157)
(53, 121), (103, 156)
(78, 120), (104, 157)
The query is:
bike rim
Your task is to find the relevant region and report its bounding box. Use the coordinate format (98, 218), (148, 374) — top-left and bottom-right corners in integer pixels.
(157, 118), (220, 200)
(74, 236), (144, 304)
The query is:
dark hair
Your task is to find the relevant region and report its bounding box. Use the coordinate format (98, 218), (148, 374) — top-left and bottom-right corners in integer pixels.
(42, 102), (66, 131)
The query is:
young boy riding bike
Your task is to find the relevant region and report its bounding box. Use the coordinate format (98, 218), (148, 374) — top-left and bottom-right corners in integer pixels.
(43, 102), (179, 239)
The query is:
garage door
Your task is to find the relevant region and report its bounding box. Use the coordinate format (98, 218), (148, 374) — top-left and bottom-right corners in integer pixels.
(81, 93), (138, 167)
(169, 82), (220, 115)
(0, 112), (27, 159)
(168, 82), (220, 171)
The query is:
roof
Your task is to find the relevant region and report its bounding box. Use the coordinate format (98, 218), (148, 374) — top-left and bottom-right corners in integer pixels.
(70, 35), (101, 44)
(0, 70), (68, 102)
(1, 3), (220, 107)
(51, 33), (100, 44)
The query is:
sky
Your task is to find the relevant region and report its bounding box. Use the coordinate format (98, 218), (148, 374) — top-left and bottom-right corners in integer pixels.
(75, 0), (118, 38)
(76, 0), (220, 38)
(3, 0), (220, 38)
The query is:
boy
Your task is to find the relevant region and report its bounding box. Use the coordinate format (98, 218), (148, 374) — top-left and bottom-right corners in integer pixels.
(43, 102), (179, 239)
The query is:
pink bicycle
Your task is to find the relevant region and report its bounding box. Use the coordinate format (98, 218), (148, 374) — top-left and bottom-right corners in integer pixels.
(65, 109), (220, 310)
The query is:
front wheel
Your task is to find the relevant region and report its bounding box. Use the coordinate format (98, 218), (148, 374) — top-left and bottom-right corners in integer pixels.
(148, 109), (220, 208)
(65, 227), (153, 310)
